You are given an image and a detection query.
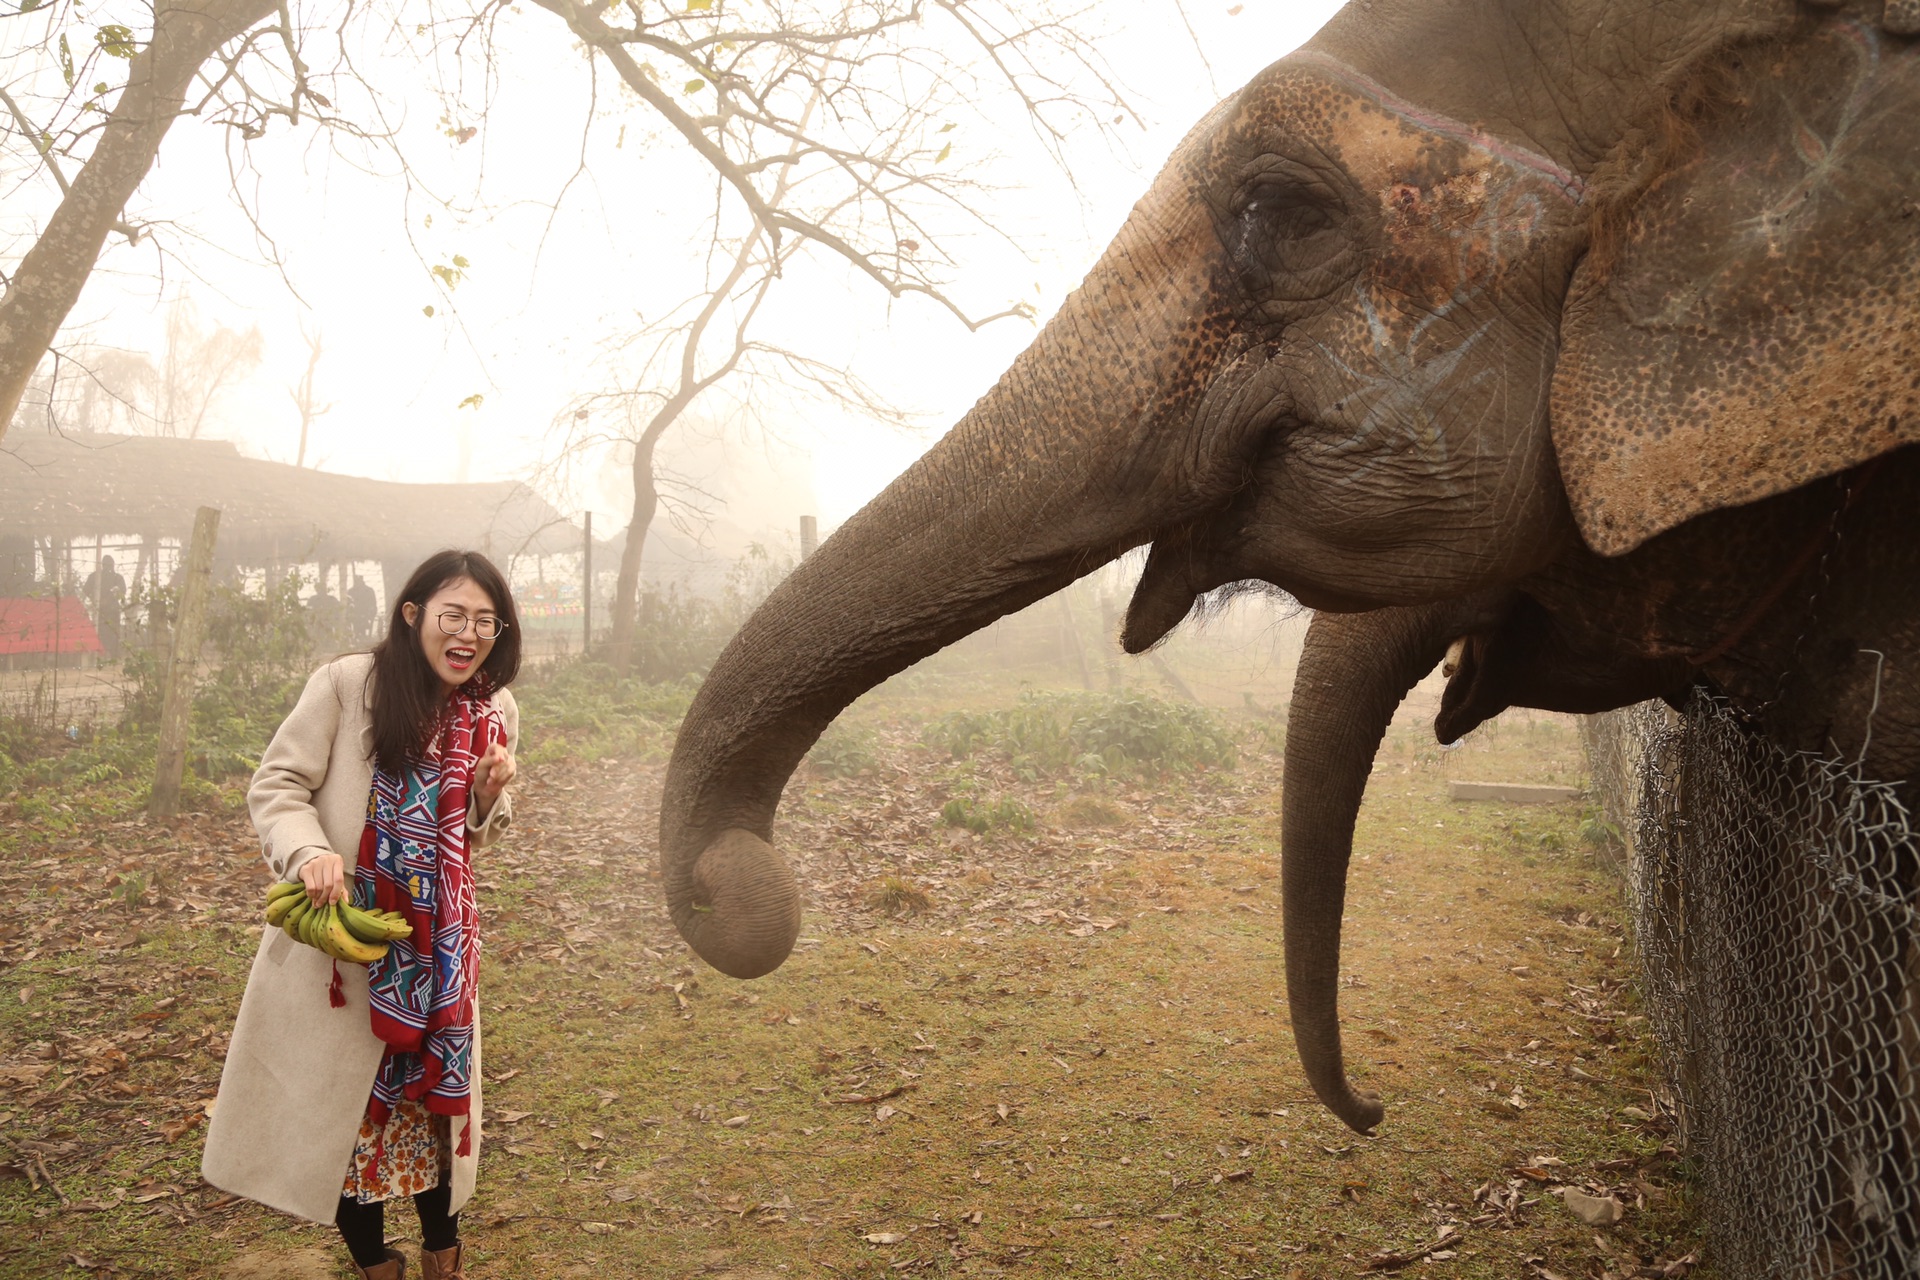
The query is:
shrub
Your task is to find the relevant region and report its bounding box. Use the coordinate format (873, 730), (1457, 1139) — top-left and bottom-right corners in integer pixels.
(617, 544), (799, 683)
(940, 795), (1035, 835)
(123, 574), (312, 746)
(512, 657), (698, 763)
(1, 576), (313, 807)
(807, 724), (878, 778)
(1580, 808), (1625, 852)
(922, 690), (1235, 780)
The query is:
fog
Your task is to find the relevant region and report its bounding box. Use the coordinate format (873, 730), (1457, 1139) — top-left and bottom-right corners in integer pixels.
(3, 0), (1342, 727)
(4, 1), (1342, 566)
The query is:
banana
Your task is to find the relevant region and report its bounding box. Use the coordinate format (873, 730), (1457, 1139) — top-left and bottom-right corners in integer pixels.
(337, 902), (383, 943)
(302, 899), (328, 950)
(308, 903), (337, 958)
(282, 895), (311, 939)
(265, 881), (305, 903)
(321, 905), (350, 960)
(324, 905), (389, 965)
(264, 890), (304, 927)
(341, 903), (413, 943)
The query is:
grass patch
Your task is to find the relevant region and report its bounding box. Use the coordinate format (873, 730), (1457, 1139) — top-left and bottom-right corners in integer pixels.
(0, 685), (1710, 1279)
(940, 795), (1036, 836)
(1054, 793), (1130, 831)
(510, 658), (697, 765)
(863, 874), (934, 917)
(808, 724), (880, 779)
(922, 690), (1236, 781)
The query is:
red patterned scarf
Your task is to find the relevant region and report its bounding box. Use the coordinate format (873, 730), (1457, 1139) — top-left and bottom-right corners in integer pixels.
(352, 681), (503, 1165)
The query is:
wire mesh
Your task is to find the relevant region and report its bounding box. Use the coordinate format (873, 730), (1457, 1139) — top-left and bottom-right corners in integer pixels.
(1584, 692), (1920, 1278)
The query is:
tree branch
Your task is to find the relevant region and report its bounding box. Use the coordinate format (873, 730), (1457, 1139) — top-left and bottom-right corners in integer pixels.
(0, 0), (280, 443)
(0, 84), (144, 244)
(527, 0), (1024, 332)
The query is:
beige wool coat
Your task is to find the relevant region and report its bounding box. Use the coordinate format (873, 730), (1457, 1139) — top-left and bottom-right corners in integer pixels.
(202, 653), (518, 1224)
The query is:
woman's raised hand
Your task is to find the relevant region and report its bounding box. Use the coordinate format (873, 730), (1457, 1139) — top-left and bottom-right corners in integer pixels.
(298, 851), (348, 906)
(474, 741), (517, 817)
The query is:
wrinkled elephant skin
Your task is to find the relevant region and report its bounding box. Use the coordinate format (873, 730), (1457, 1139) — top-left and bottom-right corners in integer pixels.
(660, 0), (1920, 1133)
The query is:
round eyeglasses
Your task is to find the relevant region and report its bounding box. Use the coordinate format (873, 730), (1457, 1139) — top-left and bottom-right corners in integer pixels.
(435, 611), (507, 640)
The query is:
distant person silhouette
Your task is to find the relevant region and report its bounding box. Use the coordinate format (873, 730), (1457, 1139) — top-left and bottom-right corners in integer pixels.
(347, 574), (378, 644)
(306, 583), (344, 651)
(82, 555), (128, 658)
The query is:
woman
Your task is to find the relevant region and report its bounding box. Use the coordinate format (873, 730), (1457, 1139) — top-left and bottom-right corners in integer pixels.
(204, 551), (522, 1280)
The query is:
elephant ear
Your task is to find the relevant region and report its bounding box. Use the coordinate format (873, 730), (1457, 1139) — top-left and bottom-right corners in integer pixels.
(1551, 21), (1920, 557)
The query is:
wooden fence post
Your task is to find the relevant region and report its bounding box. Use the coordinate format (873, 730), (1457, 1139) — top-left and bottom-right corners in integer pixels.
(582, 512), (593, 656)
(149, 507), (220, 821)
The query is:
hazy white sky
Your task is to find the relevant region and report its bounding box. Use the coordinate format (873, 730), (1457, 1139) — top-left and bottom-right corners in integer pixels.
(17, 0), (1345, 550)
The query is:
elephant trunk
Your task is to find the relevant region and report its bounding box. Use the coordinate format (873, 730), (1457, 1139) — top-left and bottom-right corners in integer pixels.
(1282, 604), (1464, 1132)
(659, 203), (1255, 978)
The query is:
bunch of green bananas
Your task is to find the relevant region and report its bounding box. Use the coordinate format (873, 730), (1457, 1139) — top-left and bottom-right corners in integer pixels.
(263, 881), (414, 965)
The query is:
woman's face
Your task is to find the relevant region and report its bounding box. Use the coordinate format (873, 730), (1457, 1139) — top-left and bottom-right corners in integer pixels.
(402, 576), (499, 691)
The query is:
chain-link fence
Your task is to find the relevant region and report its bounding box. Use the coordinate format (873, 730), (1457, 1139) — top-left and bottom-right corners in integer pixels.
(1584, 693), (1920, 1278)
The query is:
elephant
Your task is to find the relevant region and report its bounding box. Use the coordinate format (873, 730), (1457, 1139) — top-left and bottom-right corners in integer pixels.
(657, 0), (1920, 1141)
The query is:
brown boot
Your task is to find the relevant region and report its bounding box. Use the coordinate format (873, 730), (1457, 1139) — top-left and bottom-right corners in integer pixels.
(419, 1243), (464, 1280)
(353, 1248), (407, 1280)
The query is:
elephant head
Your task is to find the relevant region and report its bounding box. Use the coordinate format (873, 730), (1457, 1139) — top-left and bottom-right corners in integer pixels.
(659, 0), (1920, 1127)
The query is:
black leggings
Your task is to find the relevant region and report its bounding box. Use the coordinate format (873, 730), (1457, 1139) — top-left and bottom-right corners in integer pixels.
(336, 1182), (458, 1268)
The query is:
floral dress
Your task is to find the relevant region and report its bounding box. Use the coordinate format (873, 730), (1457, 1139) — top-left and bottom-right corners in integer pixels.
(342, 1098), (452, 1203)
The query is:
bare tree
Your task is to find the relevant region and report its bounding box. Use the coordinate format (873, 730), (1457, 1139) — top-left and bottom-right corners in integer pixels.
(550, 221), (913, 669)
(519, 0), (1133, 328)
(155, 295), (264, 439)
(0, 0), (285, 441)
(3, 0), (1146, 479)
(513, 0), (1136, 663)
(288, 324), (332, 467)
(21, 294), (262, 438)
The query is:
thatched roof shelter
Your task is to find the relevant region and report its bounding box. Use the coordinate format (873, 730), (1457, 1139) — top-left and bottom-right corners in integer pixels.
(0, 430), (586, 569)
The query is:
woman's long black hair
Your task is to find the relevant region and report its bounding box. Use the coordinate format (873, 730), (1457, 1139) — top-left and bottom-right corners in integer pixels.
(369, 550), (521, 774)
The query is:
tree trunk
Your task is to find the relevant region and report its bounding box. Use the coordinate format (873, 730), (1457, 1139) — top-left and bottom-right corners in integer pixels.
(0, 0), (279, 441)
(608, 432), (660, 673)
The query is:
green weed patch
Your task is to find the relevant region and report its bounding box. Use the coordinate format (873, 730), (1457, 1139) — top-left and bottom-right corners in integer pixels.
(923, 690), (1236, 781)
(940, 794), (1036, 835)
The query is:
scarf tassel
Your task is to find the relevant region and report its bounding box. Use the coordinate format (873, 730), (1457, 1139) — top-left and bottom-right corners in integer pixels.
(456, 1115), (472, 1157)
(364, 1129), (383, 1185)
(328, 960), (346, 1009)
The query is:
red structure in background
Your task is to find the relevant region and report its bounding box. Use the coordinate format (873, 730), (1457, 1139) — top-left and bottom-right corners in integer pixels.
(0, 597), (104, 656)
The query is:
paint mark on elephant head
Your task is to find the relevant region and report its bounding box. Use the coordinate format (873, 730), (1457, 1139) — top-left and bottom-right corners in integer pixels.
(1305, 293), (1496, 492)
(1289, 49), (1589, 204)
(1736, 20), (1908, 251)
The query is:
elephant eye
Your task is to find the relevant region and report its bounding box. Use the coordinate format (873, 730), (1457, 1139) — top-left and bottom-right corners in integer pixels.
(1245, 195), (1337, 242)
(1229, 184), (1351, 294)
